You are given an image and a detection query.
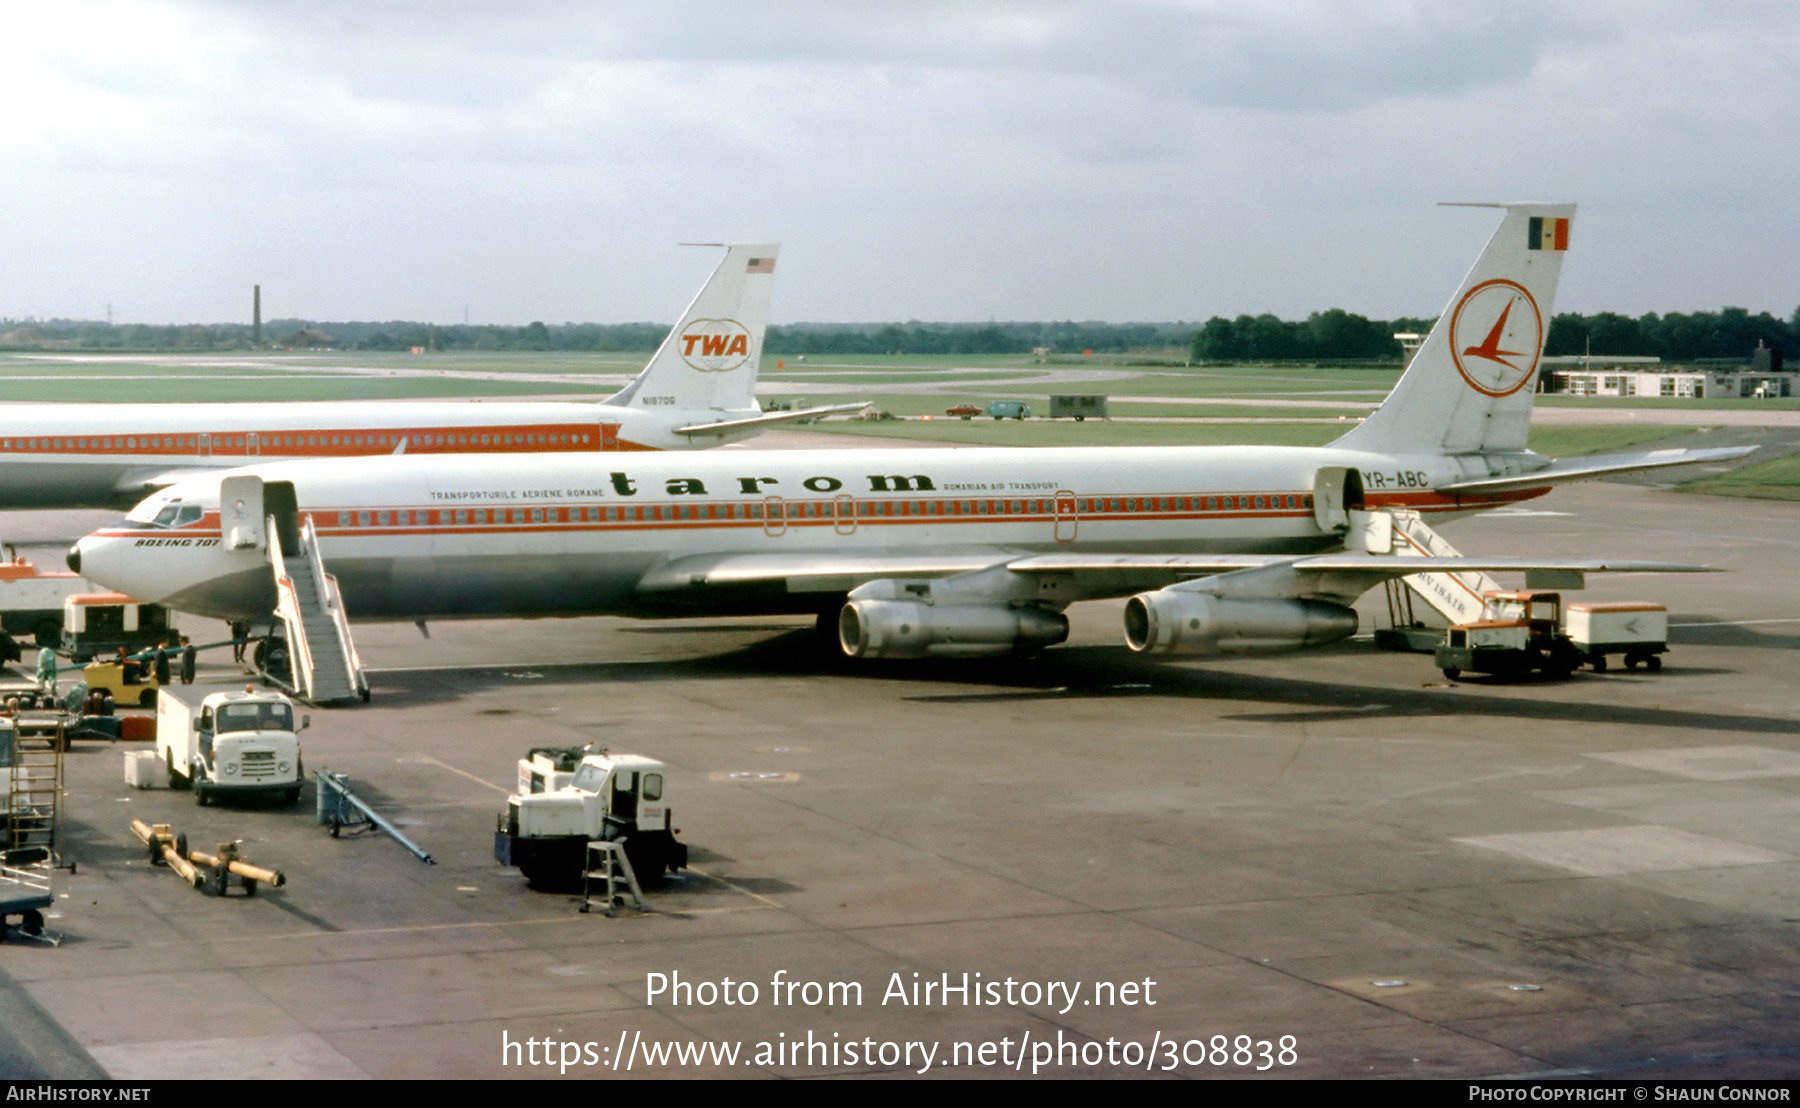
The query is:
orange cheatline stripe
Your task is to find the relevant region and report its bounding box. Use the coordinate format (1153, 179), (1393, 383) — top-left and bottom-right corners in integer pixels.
(0, 424), (669, 457)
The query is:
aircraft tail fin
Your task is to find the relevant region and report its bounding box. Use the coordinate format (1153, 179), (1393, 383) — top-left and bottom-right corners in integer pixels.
(604, 244), (779, 414)
(1330, 204), (1573, 456)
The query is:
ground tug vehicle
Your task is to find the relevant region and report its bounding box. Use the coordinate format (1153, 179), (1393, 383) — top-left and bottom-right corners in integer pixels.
(1436, 591), (1668, 680)
(158, 685), (307, 806)
(61, 593), (173, 663)
(495, 746), (687, 889)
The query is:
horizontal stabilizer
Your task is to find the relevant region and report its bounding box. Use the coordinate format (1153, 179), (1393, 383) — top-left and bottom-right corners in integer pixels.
(673, 402), (873, 438)
(1435, 445), (1757, 495)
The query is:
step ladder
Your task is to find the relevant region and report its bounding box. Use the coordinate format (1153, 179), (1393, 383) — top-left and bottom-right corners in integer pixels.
(4, 714), (65, 862)
(269, 514), (368, 705)
(1351, 507), (1503, 628)
(580, 840), (647, 916)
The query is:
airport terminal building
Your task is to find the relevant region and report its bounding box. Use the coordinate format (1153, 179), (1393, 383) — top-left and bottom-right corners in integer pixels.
(1542, 353), (1796, 399)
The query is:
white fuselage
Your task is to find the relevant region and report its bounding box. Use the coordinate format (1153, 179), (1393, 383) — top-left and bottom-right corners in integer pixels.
(71, 446), (1544, 622)
(0, 400), (760, 509)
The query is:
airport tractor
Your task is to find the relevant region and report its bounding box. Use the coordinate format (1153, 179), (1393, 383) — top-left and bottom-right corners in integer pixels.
(157, 685), (308, 806)
(1436, 591), (1667, 681)
(61, 592), (174, 663)
(495, 746), (687, 890)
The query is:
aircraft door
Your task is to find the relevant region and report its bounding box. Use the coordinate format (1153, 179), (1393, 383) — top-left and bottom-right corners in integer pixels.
(264, 480), (301, 557)
(762, 496), (786, 536)
(1312, 467), (1364, 532)
(599, 423), (619, 451)
(198, 433), (212, 458)
(246, 432), (261, 457)
(1054, 492), (1078, 542)
(219, 475), (265, 551)
(834, 495), (856, 535)
(611, 771), (638, 820)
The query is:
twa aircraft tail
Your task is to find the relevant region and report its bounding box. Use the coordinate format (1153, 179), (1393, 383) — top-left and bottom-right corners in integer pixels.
(604, 243), (780, 415)
(1331, 203), (1573, 457)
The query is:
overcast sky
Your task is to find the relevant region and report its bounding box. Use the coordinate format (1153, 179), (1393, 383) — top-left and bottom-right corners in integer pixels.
(6, 1), (1796, 327)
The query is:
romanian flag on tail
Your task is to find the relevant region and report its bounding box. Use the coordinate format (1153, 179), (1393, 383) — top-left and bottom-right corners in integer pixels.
(1529, 216), (1569, 251)
(746, 257), (775, 274)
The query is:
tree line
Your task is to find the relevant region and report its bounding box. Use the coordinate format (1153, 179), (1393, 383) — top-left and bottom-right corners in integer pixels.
(1191, 306), (1800, 364)
(4, 308), (1797, 362)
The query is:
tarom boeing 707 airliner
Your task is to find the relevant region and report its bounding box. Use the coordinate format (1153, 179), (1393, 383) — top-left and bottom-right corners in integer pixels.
(71, 205), (1751, 665)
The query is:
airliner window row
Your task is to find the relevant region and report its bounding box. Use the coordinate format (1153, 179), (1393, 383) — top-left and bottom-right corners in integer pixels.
(1, 429), (595, 453)
(314, 494), (1317, 530)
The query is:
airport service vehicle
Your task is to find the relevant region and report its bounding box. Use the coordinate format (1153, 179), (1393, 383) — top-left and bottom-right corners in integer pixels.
(81, 657), (161, 708)
(61, 593), (173, 662)
(0, 245), (863, 512)
(1435, 591), (1583, 680)
(157, 685), (307, 806)
(988, 401), (1031, 420)
(1435, 591), (1669, 679)
(1050, 395), (1106, 421)
(73, 205), (1752, 668)
(0, 552), (87, 650)
(495, 747), (687, 889)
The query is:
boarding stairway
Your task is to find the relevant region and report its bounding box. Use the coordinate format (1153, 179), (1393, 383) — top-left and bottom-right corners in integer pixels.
(1350, 508), (1503, 648)
(269, 514), (368, 705)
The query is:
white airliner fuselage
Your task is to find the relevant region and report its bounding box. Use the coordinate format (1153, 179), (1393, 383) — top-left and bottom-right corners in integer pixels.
(0, 400), (683, 509)
(0, 245), (847, 509)
(71, 443), (1542, 623)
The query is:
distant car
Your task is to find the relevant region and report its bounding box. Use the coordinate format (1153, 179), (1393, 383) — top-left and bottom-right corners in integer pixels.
(945, 403), (983, 420)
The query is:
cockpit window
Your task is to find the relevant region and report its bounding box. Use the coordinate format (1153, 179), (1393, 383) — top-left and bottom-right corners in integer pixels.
(145, 502), (205, 529)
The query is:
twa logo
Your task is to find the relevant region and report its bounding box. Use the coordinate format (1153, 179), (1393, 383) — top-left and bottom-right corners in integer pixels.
(1449, 279), (1542, 398)
(677, 319), (753, 372)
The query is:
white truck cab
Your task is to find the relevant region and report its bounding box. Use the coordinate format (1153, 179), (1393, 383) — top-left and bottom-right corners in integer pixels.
(496, 747), (686, 889)
(157, 685), (307, 806)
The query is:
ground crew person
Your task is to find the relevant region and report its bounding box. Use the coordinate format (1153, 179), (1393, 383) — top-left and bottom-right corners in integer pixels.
(35, 646), (57, 694)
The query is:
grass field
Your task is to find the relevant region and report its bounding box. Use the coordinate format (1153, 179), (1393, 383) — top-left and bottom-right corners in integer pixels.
(1679, 454), (1800, 500)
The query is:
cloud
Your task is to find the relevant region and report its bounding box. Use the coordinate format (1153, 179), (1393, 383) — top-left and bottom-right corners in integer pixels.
(3, 1), (1795, 323)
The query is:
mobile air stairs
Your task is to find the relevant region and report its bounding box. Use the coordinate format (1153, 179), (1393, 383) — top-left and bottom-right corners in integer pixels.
(1351, 507), (1504, 651)
(221, 475), (369, 705)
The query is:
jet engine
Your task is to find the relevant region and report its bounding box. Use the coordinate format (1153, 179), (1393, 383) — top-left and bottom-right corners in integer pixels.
(838, 598), (1068, 659)
(1123, 591), (1357, 655)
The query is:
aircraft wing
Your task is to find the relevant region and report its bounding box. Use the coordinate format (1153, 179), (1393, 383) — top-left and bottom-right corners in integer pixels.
(673, 402), (873, 438)
(1011, 552), (1713, 603)
(633, 548), (1717, 609)
(112, 467), (219, 498)
(635, 549), (1030, 595)
(1435, 445), (1757, 495)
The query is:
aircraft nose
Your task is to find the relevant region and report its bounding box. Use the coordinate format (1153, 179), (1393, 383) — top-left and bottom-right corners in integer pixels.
(65, 544), (80, 574)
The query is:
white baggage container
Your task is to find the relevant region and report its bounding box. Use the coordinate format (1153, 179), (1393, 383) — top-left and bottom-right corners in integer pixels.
(1566, 601), (1667, 671)
(123, 749), (162, 789)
